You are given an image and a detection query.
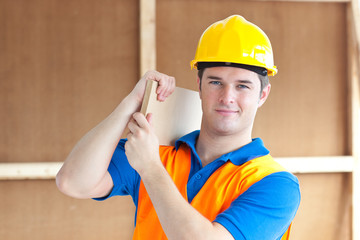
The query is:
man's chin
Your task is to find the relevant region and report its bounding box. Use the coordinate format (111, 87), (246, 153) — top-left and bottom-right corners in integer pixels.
(213, 126), (237, 136)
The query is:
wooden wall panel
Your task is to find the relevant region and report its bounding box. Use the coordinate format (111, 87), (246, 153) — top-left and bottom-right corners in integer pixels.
(0, 180), (135, 240)
(292, 173), (352, 240)
(0, 0), (140, 163)
(156, 0), (348, 157)
(0, 0), (138, 239)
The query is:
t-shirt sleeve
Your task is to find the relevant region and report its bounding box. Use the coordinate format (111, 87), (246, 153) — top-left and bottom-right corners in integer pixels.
(93, 139), (140, 203)
(214, 171), (301, 240)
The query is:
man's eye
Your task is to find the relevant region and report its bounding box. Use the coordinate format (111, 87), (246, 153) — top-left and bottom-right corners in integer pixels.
(210, 81), (221, 85)
(238, 85), (250, 89)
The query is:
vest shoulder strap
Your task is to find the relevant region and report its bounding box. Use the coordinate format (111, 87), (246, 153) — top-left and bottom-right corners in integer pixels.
(191, 155), (286, 221)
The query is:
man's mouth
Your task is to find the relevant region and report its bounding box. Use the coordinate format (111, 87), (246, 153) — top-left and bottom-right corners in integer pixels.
(215, 109), (238, 116)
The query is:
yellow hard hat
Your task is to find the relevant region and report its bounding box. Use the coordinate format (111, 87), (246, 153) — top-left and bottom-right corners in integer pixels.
(190, 15), (277, 76)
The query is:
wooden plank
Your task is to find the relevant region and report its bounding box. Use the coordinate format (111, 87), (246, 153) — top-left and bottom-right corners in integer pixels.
(140, 80), (202, 146)
(352, 87), (360, 240)
(140, 0), (156, 76)
(0, 162), (62, 180)
(351, 77), (360, 240)
(0, 156), (354, 180)
(276, 156), (354, 173)
(348, 2), (360, 239)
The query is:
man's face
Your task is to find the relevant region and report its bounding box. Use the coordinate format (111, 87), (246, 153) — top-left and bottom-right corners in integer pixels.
(198, 66), (270, 137)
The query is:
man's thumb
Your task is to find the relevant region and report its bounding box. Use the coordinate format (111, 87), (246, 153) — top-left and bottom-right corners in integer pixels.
(145, 113), (153, 126)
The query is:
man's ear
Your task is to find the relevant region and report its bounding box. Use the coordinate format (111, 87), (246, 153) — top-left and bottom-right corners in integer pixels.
(197, 76), (202, 99)
(258, 83), (271, 108)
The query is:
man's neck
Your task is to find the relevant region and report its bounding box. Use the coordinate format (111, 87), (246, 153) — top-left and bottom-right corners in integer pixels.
(195, 128), (252, 167)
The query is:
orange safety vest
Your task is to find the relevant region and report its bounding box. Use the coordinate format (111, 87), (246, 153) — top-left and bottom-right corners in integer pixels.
(133, 144), (292, 240)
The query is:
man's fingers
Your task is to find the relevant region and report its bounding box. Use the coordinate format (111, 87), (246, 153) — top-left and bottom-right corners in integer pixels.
(142, 71), (172, 102)
(163, 76), (175, 96)
(152, 73), (175, 102)
(131, 112), (150, 129)
(127, 119), (137, 134)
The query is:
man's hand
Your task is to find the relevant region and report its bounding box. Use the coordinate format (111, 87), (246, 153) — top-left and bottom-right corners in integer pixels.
(125, 70), (175, 174)
(130, 70), (176, 105)
(125, 113), (162, 176)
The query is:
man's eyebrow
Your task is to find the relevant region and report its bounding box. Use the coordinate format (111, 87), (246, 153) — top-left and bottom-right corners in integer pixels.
(206, 75), (254, 85)
(206, 75), (222, 80)
(236, 80), (254, 85)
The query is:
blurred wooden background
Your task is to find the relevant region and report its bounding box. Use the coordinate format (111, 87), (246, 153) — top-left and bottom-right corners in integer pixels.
(1, 0), (359, 239)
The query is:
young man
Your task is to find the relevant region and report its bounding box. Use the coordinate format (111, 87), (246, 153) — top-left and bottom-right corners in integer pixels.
(56, 15), (300, 240)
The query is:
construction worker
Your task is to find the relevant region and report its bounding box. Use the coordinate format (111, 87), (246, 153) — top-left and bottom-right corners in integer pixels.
(56, 15), (300, 240)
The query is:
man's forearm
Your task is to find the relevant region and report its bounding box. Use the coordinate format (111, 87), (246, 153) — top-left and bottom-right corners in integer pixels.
(56, 94), (140, 198)
(139, 164), (234, 240)
(56, 70), (176, 199)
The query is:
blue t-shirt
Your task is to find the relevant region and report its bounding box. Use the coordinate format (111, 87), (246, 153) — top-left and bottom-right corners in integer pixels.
(95, 130), (301, 240)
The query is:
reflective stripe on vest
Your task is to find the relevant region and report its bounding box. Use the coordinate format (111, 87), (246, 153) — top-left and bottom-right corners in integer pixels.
(133, 144), (292, 240)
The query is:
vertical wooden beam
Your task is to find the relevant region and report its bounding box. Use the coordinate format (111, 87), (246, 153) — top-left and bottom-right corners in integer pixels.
(140, 0), (156, 76)
(352, 70), (360, 240)
(348, 1), (360, 239)
(351, 0), (360, 47)
(352, 59), (360, 240)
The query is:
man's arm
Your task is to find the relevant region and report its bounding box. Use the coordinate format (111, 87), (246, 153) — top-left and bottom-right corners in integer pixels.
(56, 71), (175, 199)
(125, 113), (235, 240)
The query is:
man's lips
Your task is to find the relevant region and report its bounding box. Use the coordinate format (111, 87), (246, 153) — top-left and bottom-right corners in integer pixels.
(215, 109), (238, 116)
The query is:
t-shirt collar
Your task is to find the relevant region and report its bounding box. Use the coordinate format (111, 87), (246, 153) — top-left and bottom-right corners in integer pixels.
(175, 130), (270, 166)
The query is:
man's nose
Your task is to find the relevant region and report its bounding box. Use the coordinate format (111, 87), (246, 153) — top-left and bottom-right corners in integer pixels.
(219, 86), (235, 104)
